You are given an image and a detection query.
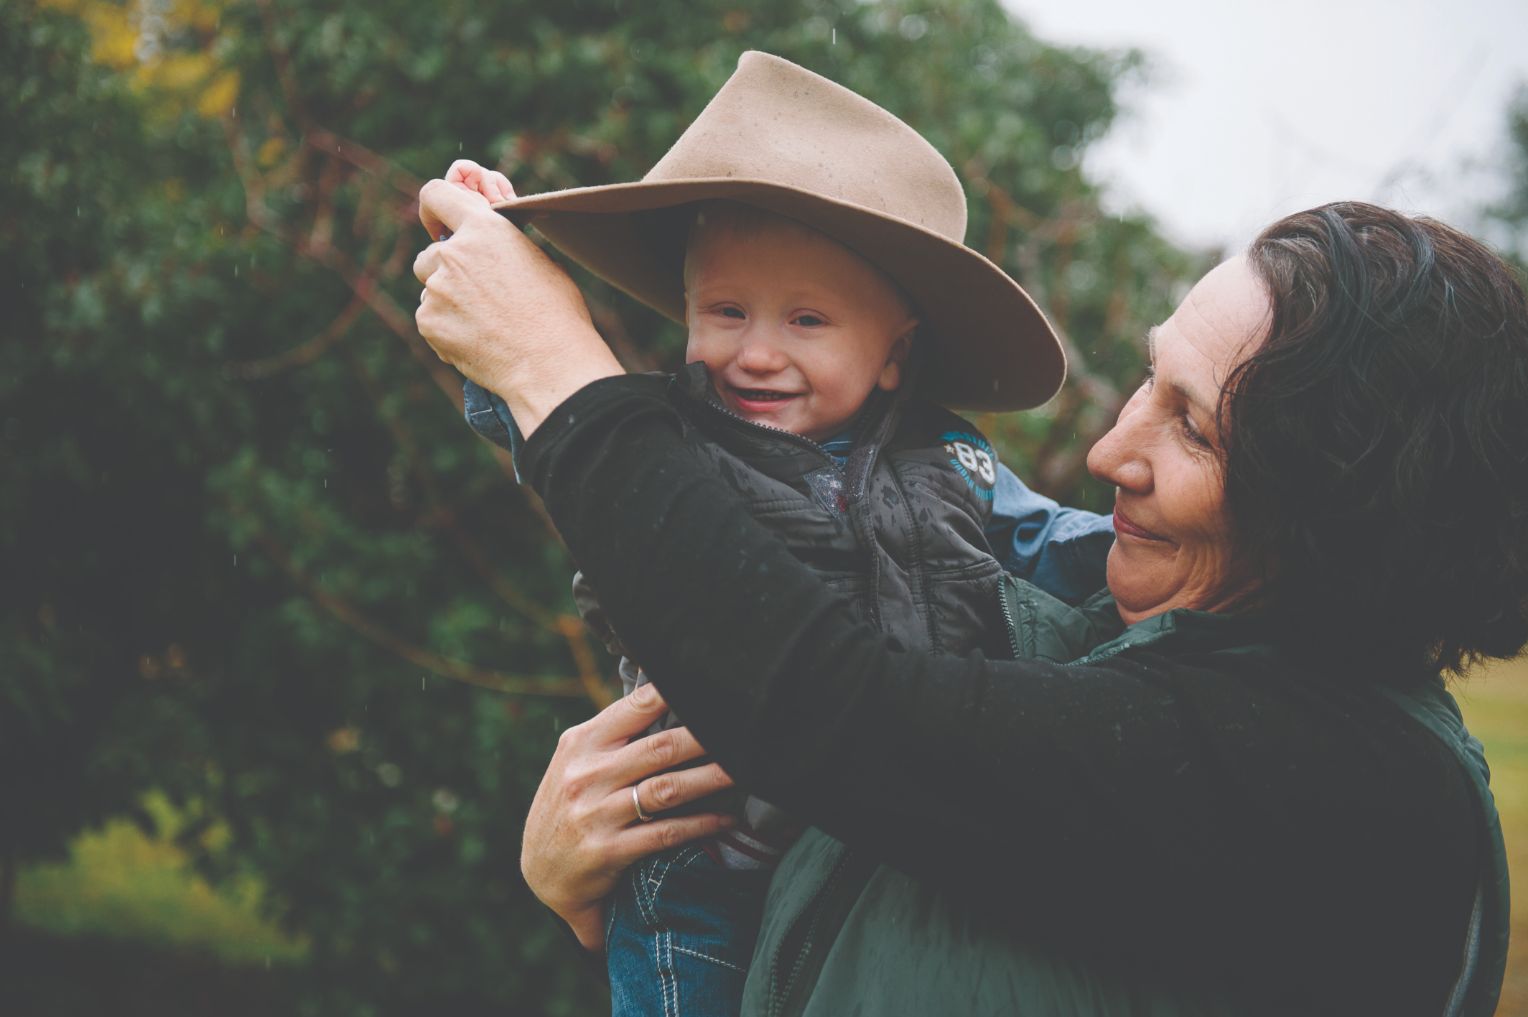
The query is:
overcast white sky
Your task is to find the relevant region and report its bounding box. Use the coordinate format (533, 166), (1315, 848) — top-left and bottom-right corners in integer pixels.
(1008, 0), (1528, 252)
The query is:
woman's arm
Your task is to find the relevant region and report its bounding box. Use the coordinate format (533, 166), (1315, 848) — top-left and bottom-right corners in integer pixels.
(517, 374), (1478, 979)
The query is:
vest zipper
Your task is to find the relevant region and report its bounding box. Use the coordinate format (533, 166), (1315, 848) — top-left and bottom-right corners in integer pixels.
(998, 576), (1025, 659)
(767, 847), (878, 1017)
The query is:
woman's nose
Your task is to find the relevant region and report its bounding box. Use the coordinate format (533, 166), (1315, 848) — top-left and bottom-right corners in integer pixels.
(1086, 392), (1153, 493)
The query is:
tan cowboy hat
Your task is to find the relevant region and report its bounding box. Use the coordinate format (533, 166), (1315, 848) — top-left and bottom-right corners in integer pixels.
(490, 51), (1065, 412)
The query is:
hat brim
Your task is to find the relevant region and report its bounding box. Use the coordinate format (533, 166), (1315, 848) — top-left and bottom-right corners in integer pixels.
(491, 179), (1065, 412)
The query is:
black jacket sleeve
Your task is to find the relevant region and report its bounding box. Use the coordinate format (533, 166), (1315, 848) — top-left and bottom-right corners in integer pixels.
(520, 375), (1476, 1006)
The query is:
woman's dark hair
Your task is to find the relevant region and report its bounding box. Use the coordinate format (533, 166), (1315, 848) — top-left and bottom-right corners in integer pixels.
(1221, 201), (1528, 679)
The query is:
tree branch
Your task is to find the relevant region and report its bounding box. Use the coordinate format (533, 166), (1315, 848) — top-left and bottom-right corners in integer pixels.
(223, 104), (611, 707)
(244, 523), (587, 699)
(225, 292), (367, 380)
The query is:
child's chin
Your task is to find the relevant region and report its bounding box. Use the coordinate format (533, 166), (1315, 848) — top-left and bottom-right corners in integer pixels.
(741, 409), (798, 431)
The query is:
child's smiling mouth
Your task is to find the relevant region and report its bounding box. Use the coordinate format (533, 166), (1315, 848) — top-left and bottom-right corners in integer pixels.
(727, 385), (802, 414)
(733, 387), (795, 401)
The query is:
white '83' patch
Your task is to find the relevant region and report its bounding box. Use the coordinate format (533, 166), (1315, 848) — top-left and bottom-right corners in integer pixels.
(940, 430), (997, 499)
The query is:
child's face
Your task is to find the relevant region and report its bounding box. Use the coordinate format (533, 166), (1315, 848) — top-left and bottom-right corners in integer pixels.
(684, 216), (917, 442)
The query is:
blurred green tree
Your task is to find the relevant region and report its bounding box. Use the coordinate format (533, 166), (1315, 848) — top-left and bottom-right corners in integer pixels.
(1483, 84), (1528, 268)
(2, 0), (1201, 1012)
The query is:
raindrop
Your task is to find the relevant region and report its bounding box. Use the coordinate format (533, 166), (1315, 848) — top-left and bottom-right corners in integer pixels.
(233, 554), (238, 566)
(421, 675), (427, 690)
(898, 14), (928, 40)
(832, 28), (836, 44)
(324, 478), (328, 489)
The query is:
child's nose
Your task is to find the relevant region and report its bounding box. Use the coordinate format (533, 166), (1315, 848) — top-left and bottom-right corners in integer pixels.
(735, 333), (789, 373)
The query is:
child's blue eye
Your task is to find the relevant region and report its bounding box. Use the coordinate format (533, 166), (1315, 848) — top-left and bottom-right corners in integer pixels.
(718, 306), (745, 319)
(793, 314), (825, 327)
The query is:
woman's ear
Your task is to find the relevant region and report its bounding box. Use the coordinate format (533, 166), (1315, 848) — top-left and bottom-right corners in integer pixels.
(877, 321), (918, 392)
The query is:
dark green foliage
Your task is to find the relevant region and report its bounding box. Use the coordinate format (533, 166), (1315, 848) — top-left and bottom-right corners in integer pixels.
(3, 0), (1203, 1012)
(1484, 85), (1528, 269)
(2, 929), (300, 1016)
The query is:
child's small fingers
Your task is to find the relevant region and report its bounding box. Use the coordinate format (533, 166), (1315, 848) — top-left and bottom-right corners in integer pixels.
(490, 171), (516, 202)
(445, 158), (485, 185)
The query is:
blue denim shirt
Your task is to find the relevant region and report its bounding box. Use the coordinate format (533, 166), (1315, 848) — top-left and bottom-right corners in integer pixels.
(984, 461), (1114, 605)
(464, 379), (1114, 603)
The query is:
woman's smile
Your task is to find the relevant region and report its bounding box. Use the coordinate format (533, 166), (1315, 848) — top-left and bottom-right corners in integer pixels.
(1112, 505), (1170, 543)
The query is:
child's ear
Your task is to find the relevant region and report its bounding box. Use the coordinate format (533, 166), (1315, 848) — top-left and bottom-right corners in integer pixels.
(876, 322), (918, 392)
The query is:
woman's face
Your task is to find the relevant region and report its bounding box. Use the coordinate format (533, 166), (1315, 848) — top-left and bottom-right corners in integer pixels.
(1086, 256), (1267, 624)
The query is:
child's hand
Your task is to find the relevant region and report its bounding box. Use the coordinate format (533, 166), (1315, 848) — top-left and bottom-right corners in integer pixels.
(444, 159), (515, 203)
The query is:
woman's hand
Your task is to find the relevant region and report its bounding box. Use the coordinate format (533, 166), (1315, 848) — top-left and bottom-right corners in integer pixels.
(412, 174), (623, 437)
(521, 684), (737, 952)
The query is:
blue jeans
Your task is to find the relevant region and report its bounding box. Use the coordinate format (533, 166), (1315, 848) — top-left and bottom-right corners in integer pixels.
(606, 845), (772, 1017)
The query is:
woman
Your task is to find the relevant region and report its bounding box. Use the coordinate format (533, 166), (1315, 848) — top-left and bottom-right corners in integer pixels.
(414, 191), (1526, 1015)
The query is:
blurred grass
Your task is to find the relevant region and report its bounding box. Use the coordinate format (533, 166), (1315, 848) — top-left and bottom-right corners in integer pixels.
(13, 791), (305, 967)
(1456, 654), (1528, 1016)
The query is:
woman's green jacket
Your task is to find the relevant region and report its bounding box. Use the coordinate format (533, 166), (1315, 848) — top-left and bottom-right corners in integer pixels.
(740, 579), (1508, 1017)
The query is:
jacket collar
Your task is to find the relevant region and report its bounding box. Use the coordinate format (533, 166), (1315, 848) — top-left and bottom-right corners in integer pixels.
(1071, 589), (1276, 665)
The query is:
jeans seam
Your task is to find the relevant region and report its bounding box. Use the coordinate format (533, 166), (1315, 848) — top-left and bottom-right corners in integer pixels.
(671, 943), (747, 973)
(635, 857), (662, 926)
(646, 846), (702, 910)
(658, 927), (674, 1017)
(632, 863), (656, 929)
(605, 894), (619, 956)
(629, 844), (729, 1017)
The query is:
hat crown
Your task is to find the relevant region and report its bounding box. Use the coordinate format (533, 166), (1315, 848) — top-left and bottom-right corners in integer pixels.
(645, 52), (968, 242)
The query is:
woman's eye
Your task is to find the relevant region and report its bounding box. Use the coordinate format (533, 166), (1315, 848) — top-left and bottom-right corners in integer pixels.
(1180, 414), (1213, 450)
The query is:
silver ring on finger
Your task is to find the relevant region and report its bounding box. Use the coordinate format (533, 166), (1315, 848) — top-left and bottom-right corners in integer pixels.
(632, 784), (654, 823)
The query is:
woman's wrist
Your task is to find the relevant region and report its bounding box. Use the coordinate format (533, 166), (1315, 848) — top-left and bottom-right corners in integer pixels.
(563, 904), (607, 954)
(484, 331), (624, 440)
